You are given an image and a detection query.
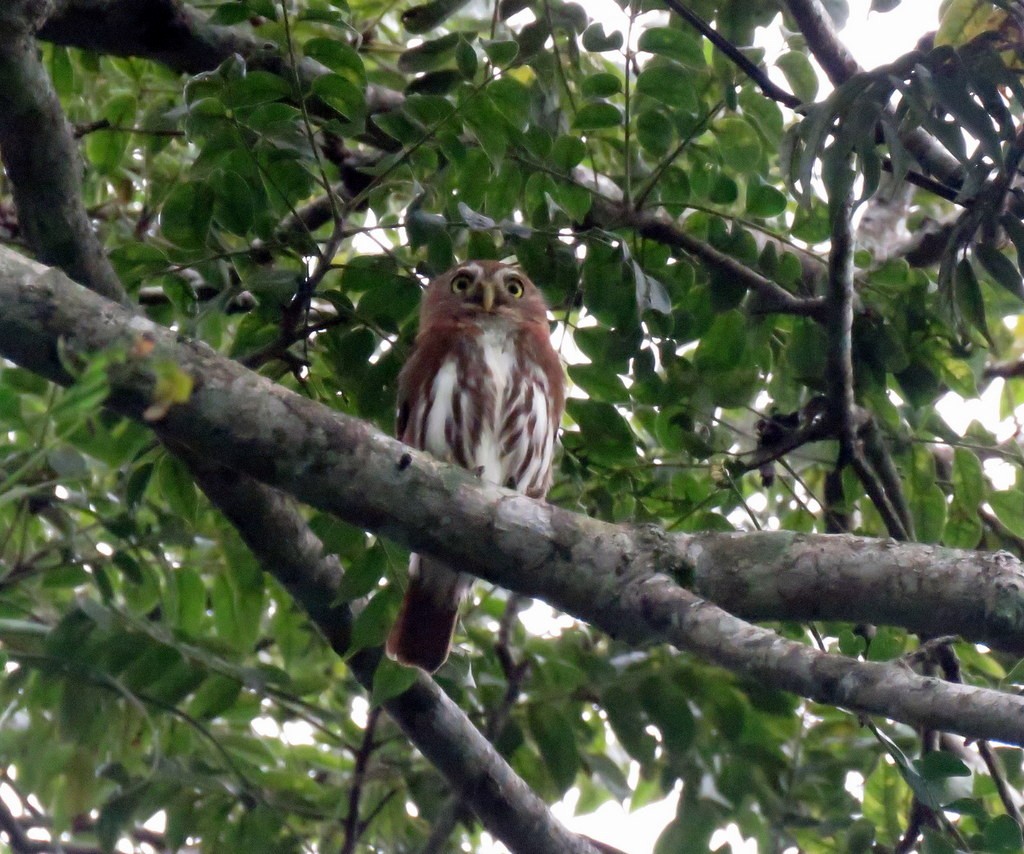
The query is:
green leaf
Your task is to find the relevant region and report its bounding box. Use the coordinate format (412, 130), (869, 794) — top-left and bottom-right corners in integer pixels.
(573, 101), (622, 131)
(188, 675), (243, 720)
(637, 27), (706, 68)
(401, 0), (471, 33)
(303, 38), (366, 85)
(371, 657), (418, 704)
(462, 95), (509, 163)
(917, 751), (970, 780)
(746, 183), (787, 217)
(552, 181), (592, 220)
(84, 93), (135, 175)
(636, 109), (675, 155)
(398, 33), (460, 72)
(694, 310), (747, 372)
(161, 182), (215, 248)
(212, 170), (256, 235)
(581, 72), (621, 98)
(975, 243), (1024, 301)
(912, 483), (947, 544)
(565, 400), (636, 464)
(155, 453), (198, 525)
(635, 65), (697, 112)
(777, 50), (819, 103)
(551, 135), (586, 172)
(209, 2), (250, 24)
(983, 815), (1024, 852)
(312, 73), (366, 125)
(952, 448), (984, 510)
(838, 628), (867, 656)
(581, 22), (623, 52)
(225, 71), (290, 108)
(990, 490), (1024, 538)
(527, 704), (580, 794)
(568, 364), (627, 402)
(483, 39), (519, 66)
(348, 587), (400, 655)
(640, 677), (695, 756)
(954, 258), (992, 343)
(336, 545), (388, 603)
(456, 38), (478, 78)
(866, 627), (905, 661)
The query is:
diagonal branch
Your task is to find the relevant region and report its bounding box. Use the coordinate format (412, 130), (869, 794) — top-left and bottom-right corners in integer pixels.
(184, 452), (600, 854)
(3, 250), (1024, 746)
(38, 0), (403, 114)
(589, 193), (828, 319)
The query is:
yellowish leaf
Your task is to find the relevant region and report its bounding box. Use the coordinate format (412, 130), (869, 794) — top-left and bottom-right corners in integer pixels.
(143, 361), (194, 421)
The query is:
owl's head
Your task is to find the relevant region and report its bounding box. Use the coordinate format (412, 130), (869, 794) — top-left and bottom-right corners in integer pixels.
(421, 260), (550, 324)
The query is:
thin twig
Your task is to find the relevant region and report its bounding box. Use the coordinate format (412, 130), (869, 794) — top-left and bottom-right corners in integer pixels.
(341, 705), (384, 854)
(977, 741), (1024, 828)
(661, 0), (801, 107)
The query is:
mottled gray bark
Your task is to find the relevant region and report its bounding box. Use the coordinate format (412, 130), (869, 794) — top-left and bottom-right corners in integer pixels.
(2, 245), (1024, 746)
(0, 4), (128, 304)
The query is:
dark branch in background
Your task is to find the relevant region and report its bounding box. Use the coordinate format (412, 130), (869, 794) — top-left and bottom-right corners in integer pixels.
(421, 596), (533, 854)
(4, 255), (1024, 747)
(984, 357), (1024, 380)
(0, 3), (128, 305)
(0, 795), (38, 854)
(664, 0), (959, 201)
(341, 705), (382, 854)
(825, 160), (910, 540)
(660, 0), (801, 108)
(38, 0), (403, 116)
(931, 639), (1024, 834)
(978, 740), (1024, 828)
(589, 193), (828, 319)
(781, 0), (861, 85)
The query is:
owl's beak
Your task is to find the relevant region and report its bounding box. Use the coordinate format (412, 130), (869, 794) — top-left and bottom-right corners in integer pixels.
(479, 280), (496, 312)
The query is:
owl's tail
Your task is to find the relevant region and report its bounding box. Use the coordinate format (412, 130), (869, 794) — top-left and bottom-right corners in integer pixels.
(386, 557), (468, 673)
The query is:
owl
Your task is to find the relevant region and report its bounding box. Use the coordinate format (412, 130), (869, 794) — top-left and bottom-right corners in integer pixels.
(386, 260), (565, 672)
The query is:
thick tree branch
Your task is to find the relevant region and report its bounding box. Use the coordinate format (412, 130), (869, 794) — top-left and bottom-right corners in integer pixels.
(0, 4), (128, 305)
(3, 248), (1024, 747)
(38, 0), (403, 115)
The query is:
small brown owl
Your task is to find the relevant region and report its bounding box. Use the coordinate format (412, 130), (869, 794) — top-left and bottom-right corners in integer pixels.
(386, 261), (565, 672)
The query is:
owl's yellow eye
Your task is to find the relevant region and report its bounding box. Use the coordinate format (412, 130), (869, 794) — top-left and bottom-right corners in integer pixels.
(451, 272), (473, 294)
(506, 276), (525, 298)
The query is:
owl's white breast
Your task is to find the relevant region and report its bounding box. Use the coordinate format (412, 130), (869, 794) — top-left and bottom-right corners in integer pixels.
(474, 319), (517, 485)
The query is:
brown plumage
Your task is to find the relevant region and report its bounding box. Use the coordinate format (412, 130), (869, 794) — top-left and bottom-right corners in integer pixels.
(386, 261), (565, 672)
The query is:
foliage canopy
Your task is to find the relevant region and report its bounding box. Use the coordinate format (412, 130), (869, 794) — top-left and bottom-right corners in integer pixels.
(2, 0), (1024, 852)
